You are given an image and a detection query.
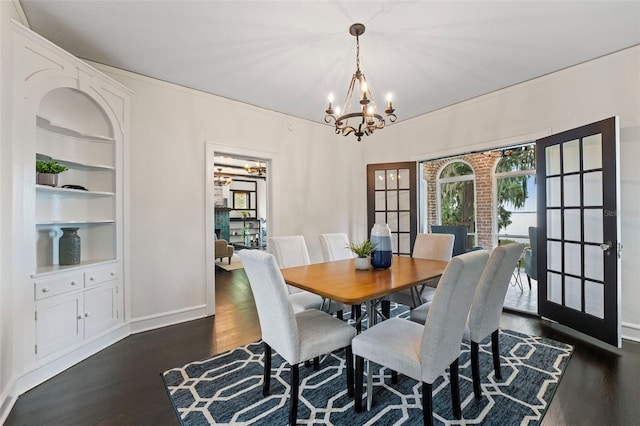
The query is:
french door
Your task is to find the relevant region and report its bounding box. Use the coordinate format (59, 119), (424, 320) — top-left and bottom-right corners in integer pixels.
(366, 162), (418, 256)
(536, 117), (621, 347)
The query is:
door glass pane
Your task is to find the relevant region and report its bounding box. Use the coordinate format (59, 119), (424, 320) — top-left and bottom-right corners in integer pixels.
(564, 175), (580, 207)
(387, 213), (398, 232)
(386, 170), (398, 190)
(399, 234), (410, 253)
(583, 134), (602, 171)
(564, 209), (581, 242)
(546, 177), (561, 207)
(585, 280), (604, 319)
(399, 211), (410, 232)
(375, 212), (386, 224)
(548, 272), (562, 304)
(565, 276), (582, 311)
(584, 209), (603, 243)
(563, 139), (580, 173)
(398, 190), (410, 210)
(547, 209), (562, 239)
(564, 242), (581, 276)
(548, 241), (562, 272)
(386, 191), (398, 210)
(583, 171), (603, 206)
(375, 191), (385, 210)
(546, 145), (560, 175)
(584, 245), (604, 281)
(398, 169), (410, 189)
(375, 170), (385, 190)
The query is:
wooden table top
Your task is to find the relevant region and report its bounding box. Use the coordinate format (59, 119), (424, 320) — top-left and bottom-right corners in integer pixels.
(281, 256), (448, 305)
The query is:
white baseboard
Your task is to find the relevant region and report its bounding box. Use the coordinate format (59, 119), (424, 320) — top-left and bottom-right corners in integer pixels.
(0, 377), (18, 425)
(622, 321), (640, 343)
(130, 304), (209, 334)
(15, 324), (130, 396)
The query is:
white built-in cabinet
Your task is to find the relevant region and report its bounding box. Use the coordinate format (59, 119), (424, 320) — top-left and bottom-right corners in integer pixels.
(12, 21), (131, 380)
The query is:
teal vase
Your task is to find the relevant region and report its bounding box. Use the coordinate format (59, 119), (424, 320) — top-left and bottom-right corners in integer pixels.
(59, 227), (81, 265)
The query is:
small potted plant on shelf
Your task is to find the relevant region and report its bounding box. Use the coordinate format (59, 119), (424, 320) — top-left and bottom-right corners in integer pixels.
(349, 240), (377, 270)
(36, 160), (68, 187)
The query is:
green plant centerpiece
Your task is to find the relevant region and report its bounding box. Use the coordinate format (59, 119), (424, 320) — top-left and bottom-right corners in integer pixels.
(36, 160), (68, 187)
(349, 240), (377, 270)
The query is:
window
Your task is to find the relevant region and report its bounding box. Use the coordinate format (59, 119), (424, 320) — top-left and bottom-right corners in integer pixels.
(437, 161), (477, 246)
(494, 145), (536, 245)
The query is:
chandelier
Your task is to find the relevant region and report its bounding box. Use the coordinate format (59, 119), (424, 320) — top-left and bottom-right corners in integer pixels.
(482, 145), (530, 158)
(325, 23), (396, 142)
(214, 168), (232, 186)
(245, 161), (266, 176)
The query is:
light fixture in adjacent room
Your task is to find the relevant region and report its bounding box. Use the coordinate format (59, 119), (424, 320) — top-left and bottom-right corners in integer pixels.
(325, 23), (397, 142)
(245, 161), (266, 176)
(214, 168), (232, 186)
(483, 146), (530, 158)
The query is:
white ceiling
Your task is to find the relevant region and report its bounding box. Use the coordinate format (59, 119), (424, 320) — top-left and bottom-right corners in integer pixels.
(19, 1), (640, 125)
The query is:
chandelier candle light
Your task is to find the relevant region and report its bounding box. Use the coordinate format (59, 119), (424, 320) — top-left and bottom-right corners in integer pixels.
(325, 23), (397, 142)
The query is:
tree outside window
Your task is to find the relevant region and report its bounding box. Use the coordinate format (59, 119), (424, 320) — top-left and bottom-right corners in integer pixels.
(438, 161), (476, 245)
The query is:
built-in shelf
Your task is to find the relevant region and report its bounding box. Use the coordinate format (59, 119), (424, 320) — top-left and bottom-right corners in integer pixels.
(36, 153), (115, 171)
(36, 115), (114, 142)
(32, 259), (118, 278)
(36, 184), (114, 197)
(36, 220), (115, 226)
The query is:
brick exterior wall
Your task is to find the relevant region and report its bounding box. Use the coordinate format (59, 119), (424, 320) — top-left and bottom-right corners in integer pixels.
(423, 153), (500, 251)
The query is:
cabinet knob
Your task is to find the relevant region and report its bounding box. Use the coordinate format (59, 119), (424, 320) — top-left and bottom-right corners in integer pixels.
(70, 281), (77, 286)
(110, 271), (115, 276)
(89, 276), (95, 281)
(77, 315), (83, 320)
(84, 312), (90, 317)
(42, 287), (50, 293)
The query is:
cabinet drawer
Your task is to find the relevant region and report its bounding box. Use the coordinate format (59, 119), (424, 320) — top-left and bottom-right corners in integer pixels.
(34, 273), (83, 300)
(84, 265), (118, 287)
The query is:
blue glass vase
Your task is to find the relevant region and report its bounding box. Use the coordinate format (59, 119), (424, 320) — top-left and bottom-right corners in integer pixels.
(370, 223), (392, 269)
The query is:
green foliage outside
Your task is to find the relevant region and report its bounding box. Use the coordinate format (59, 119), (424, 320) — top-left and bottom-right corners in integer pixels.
(36, 160), (68, 174)
(439, 162), (475, 231)
(496, 146), (536, 232)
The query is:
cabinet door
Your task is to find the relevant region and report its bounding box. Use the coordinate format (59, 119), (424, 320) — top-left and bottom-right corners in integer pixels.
(83, 283), (118, 337)
(36, 292), (83, 358)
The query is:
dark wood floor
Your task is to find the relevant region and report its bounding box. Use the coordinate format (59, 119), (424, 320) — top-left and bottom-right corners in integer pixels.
(5, 268), (640, 425)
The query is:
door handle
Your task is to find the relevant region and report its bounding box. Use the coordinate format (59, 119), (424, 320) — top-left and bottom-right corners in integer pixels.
(600, 241), (612, 255)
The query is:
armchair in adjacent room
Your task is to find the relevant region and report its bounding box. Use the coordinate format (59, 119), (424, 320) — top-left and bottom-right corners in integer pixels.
(215, 238), (234, 264)
(524, 226), (537, 288)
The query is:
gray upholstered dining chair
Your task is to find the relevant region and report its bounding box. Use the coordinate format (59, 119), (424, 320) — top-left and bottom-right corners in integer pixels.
(386, 233), (455, 308)
(352, 250), (489, 425)
(411, 243), (524, 400)
(239, 250), (356, 426)
(319, 232), (354, 262)
(268, 235), (345, 317)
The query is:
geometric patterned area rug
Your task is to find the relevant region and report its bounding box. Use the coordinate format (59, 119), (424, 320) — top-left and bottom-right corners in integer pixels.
(162, 314), (573, 425)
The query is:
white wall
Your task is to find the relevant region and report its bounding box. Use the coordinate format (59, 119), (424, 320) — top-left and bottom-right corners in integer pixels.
(90, 65), (366, 328)
(365, 46), (640, 341)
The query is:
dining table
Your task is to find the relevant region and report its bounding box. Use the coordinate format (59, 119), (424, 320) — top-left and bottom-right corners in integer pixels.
(281, 255), (449, 410)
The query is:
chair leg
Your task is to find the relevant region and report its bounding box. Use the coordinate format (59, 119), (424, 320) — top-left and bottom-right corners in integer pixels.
(354, 355), (364, 413)
(471, 341), (481, 400)
(527, 275), (532, 289)
(449, 359), (461, 419)
(346, 346), (354, 397)
(354, 305), (362, 333)
(228, 256), (232, 265)
(288, 363), (299, 426)
(422, 382), (433, 426)
(263, 342), (272, 397)
(382, 300), (390, 319)
(391, 370), (398, 384)
(313, 356), (320, 371)
(491, 330), (502, 380)
(337, 309), (344, 320)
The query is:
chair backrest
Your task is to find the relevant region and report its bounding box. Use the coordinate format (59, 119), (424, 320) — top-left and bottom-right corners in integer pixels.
(268, 235), (311, 268)
(430, 225), (468, 256)
(468, 243), (524, 343)
(420, 249), (489, 384)
(412, 233), (455, 262)
(238, 250), (300, 363)
(319, 233), (354, 262)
